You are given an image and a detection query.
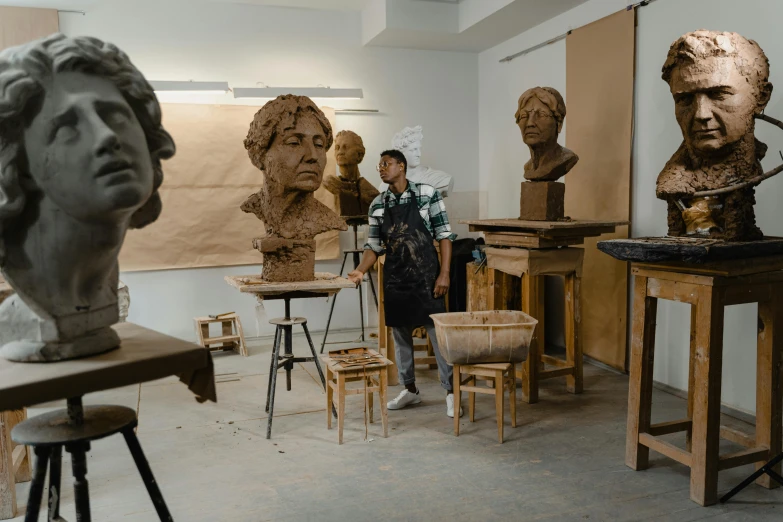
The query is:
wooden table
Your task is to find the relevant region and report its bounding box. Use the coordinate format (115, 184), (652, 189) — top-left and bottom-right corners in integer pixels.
(624, 256), (783, 506)
(0, 323), (215, 519)
(460, 218), (626, 403)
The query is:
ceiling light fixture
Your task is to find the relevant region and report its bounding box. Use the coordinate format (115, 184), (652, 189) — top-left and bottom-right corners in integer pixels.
(233, 86), (363, 100)
(150, 80), (230, 95)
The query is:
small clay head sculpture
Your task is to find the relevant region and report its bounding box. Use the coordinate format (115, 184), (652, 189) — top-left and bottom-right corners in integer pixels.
(516, 87), (578, 182)
(391, 126), (423, 169)
(244, 94), (333, 196)
(335, 130), (365, 168)
(0, 33), (175, 362)
(657, 31), (773, 241)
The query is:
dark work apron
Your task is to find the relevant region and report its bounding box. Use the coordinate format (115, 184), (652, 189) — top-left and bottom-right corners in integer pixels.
(381, 185), (446, 327)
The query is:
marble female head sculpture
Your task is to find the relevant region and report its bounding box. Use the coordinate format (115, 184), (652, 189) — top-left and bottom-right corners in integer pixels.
(391, 125), (424, 168)
(656, 30), (773, 240)
(516, 86), (578, 182)
(241, 94), (346, 282)
(0, 34), (175, 362)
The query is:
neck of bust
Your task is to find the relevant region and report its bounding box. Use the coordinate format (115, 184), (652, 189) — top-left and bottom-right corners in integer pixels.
(338, 163), (360, 181)
(528, 140), (560, 169)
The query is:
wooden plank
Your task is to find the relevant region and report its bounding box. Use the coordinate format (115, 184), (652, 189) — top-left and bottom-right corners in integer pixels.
(719, 426), (755, 449)
(565, 273), (582, 394)
(626, 276), (657, 471)
(520, 273), (544, 404)
(755, 287), (783, 489)
(11, 446), (25, 476)
(718, 448), (771, 472)
(0, 411), (16, 519)
(460, 218), (626, 230)
(649, 419), (692, 437)
(632, 265), (716, 287)
(225, 273), (354, 295)
(539, 367), (575, 380)
(202, 335), (240, 345)
(484, 232), (583, 249)
(645, 278), (701, 305)
(689, 285), (724, 506)
(598, 237), (783, 264)
(467, 262), (522, 313)
(541, 354), (571, 368)
(631, 255), (783, 278)
(639, 433), (693, 467)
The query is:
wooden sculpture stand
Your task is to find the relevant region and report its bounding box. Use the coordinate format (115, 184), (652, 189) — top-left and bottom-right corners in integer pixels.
(626, 256), (783, 506)
(461, 218), (624, 403)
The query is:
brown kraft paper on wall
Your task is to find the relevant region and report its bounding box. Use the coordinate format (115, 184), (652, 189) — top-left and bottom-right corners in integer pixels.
(119, 104), (340, 272)
(565, 9), (635, 371)
(0, 6), (59, 51)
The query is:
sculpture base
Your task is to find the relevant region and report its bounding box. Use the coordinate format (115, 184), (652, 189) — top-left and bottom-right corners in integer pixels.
(0, 326), (120, 362)
(519, 181), (564, 221)
(597, 236), (783, 263)
(254, 238), (316, 282)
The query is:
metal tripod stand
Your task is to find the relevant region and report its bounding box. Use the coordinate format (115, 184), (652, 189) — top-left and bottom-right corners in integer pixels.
(320, 222), (378, 353)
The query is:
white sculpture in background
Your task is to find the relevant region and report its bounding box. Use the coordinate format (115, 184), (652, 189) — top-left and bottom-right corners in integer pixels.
(379, 125), (454, 197)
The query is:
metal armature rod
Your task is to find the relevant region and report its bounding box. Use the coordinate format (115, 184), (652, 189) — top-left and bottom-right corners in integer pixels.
(692, 113), (783, 197)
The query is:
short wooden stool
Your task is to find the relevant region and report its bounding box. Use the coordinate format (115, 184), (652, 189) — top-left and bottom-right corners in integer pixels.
(627, 258), (783, 506)
(453, 363), (517, 443)
(1, 409), (32, 520)
(478, 247), (584, 404)
(194, 313), (247, 356)
(323, 348), (392, 445)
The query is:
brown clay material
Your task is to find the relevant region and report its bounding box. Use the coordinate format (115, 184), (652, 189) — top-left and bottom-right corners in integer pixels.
(516, 87), (579, 182)
(657, 31), (773, 241)
(519, 181), (565, 221)
(241, 95), (347, 281)
(322, 130), (379, 219)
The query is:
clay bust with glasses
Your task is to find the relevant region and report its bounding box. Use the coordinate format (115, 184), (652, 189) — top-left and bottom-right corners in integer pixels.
(516, 86), (579, 182)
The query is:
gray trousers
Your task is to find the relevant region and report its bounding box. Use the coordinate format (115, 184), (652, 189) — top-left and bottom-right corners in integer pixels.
(392, 325), (453, 392)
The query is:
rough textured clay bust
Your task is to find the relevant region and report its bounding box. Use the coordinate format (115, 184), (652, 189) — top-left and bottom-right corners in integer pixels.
(0, 34), (175, 362)
(378, 125), (454, 196)
(322, 130), (379, 219)
(516, 87), (579, 182)
(657, 31), (773, 241)
(241, 95), (347, 282)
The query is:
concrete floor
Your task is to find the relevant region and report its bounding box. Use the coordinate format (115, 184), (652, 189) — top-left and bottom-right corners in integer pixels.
(11, 332), (783, 521)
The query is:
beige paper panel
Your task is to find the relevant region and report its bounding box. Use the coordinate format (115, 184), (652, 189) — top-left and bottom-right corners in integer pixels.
(119, 104), (340, 272)
(0, 6), (59, 51)
(565, 9), (635, 371)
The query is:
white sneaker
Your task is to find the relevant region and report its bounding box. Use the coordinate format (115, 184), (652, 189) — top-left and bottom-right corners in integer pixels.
(387, 389), (422, 410)
(446, 394), (463, 418)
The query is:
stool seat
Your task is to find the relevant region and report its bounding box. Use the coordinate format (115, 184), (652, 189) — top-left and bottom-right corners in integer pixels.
(269, 316), (308, 326)
(454, 362), (517, 443)
(12, 405), (136, 446)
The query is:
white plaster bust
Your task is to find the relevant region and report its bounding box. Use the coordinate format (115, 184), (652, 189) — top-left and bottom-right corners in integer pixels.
(378, 125), (454, 196)
(0, 34), (175, 362)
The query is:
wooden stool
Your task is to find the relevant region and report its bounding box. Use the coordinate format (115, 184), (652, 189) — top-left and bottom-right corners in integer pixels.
(471, 247), (584, 404)
(323, 348), (392, 445)
(1, 409), (31, 520)
(627, 258), (783, 506)
(194, 313), (247, 356)
(453, 363), (517, 443)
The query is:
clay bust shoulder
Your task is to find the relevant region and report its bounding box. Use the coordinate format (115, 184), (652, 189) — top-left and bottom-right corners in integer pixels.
(524, 145), (579, 182)
(241, 190), (345, 239)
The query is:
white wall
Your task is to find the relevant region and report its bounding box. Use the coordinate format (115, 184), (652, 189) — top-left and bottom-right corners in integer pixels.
(59, 0), (479, 342)
(479, 0), (783, 414)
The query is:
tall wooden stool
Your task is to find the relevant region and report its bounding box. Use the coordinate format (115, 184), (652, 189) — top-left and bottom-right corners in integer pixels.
(1, 409), (32, 520)
(323, 348), (392, 445)
(453, 363), (517, 443)
(626, 258), (783, 506)
(479, 247), (584, 404)
(194, 313), (247, 356)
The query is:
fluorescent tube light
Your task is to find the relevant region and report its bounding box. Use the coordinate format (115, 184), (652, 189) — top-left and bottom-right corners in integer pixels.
(233, 87), (363, 100)
(150, 81), (230, 94)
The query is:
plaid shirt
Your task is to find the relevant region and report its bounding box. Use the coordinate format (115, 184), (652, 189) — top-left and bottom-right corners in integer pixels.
(363, 181), (457, 255)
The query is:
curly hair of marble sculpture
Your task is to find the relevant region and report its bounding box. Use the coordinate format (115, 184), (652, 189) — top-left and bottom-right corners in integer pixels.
(0, 33), (175, 264)
(391, 125), (424, 150)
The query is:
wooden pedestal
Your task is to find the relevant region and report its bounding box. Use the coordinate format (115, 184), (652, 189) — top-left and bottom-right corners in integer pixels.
(626, 258), (783, 506)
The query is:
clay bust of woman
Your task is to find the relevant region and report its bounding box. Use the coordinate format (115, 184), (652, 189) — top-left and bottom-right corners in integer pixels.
(241, 95), (346, 281)
(516, 86), (579, 182)
(0, 34), (175, 362)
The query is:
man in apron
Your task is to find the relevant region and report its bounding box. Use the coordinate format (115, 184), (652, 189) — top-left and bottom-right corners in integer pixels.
(348, 149), (462, 418)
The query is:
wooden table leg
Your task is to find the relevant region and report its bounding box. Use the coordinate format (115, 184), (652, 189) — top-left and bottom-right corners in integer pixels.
(521, 273), (543, 404)
(686, 305), (697, 452)
(626, 275), (657, 471)
(1, 409), (32, 521)
(689, 285), (724, 507)
(566, 273), (583, 394)
(380, 368), (389, 438)
(756, 288), (783, 489)
(509, 364), (517, 429)
(337, 373), (346, 445)
(496, 369), (504, 443)
(453, 364), (461, 436)
(326, 367), (333, 430)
